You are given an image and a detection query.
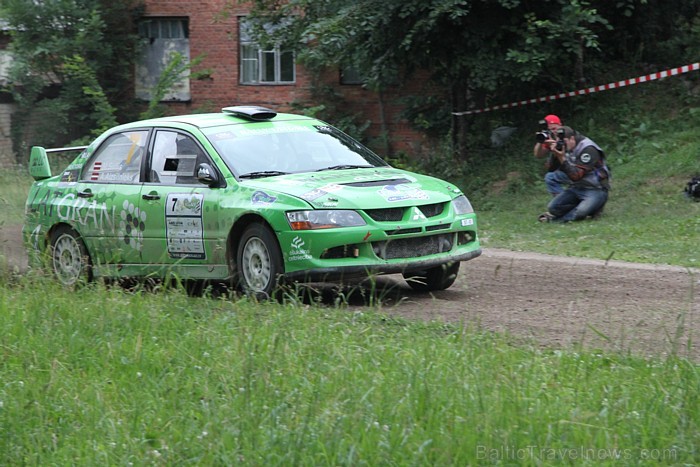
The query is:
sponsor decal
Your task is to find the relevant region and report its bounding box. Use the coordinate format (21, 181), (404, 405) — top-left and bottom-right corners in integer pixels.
(118, 200), (146, 251)
(300, 188), (327, 201)
(461, 218), (474, 226)
(251, 190), (277, 206)
(289, 235), (312, 261)
(65, 160), (86, 171)
(322, 183), (343, 193)
(165, 193), (205, 259)
(60, 170), (79, 183)
(30, 225), (42, 250)
(30, 157), (46, 169)
(98, 172), (137, 182)
(300, 183), (344, 202)
(55, 192), (116, 231)
(378, 184), (429, 202)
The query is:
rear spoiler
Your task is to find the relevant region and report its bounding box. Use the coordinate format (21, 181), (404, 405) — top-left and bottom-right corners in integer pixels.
(29, 145), (88, 181)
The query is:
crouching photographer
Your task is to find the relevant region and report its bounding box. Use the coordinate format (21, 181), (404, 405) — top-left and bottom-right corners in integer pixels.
(538, 126), (611, 223)
(533, 114), (571, 196)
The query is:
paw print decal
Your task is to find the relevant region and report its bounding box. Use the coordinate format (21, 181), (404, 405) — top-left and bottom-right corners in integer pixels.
(118, 200), (146, 251)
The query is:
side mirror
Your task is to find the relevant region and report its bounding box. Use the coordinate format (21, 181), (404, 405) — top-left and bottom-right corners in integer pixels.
(197, 163), (220, 186)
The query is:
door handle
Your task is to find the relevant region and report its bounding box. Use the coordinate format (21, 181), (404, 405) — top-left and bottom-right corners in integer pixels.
(142, 193), (161, 200)
(77, 190), (94, 198)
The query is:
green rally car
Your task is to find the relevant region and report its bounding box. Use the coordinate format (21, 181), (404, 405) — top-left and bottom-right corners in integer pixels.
(23, 106), (481, 297)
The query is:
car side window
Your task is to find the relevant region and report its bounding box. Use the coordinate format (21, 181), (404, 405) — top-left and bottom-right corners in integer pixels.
(81, 130), (149, 183)
(149, 131), (208, 185)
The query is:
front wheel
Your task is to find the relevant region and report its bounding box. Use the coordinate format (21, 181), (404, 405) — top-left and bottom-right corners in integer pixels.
(50, 225), (93, 287)
(403, 261), (460, 292)
(236, 223), (283, 299)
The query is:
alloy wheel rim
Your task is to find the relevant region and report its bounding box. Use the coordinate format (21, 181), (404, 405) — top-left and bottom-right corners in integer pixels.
(53, 234), (83, 286)
(242, 237), (271, 292)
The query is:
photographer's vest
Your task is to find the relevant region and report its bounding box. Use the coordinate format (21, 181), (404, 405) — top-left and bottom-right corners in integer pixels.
(567, 137), (611, 190)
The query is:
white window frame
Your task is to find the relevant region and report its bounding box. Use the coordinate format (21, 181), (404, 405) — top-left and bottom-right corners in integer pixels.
(239, 17), (295, 85)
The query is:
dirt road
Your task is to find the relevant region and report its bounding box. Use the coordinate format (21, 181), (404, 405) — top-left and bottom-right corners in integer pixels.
(2, 224), (698, 361)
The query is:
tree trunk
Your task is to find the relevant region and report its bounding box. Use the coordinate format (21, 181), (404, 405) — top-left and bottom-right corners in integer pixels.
(450, 78), (470, 161)
(575, 36), (585, 85)
(377, 90), (393, 156)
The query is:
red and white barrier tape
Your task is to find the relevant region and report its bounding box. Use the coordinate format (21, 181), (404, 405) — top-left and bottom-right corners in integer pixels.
(452, 62), (700, 116)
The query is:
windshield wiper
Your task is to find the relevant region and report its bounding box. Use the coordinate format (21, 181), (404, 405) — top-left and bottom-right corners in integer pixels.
(239, 170), (290, 179)
(315, 164), (373, 171)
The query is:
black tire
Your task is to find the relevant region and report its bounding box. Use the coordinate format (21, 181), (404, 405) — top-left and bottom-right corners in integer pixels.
(50, 225), (93, 287)
(236, 223), (284, 299)
(403, 261), (460, 292)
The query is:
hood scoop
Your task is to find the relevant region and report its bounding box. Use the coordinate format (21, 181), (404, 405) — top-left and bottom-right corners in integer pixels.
(341, 178), (413, 188)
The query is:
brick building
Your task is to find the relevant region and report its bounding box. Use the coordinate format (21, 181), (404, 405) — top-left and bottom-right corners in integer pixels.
(0, 2), (436, 165)
(140, 0), (434, 157)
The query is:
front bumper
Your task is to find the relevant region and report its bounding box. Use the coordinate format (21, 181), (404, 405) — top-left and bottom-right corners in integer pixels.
(284, 248), (482, 282)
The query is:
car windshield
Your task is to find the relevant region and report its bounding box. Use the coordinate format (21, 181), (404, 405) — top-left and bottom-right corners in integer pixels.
(203, 122), (389, 177)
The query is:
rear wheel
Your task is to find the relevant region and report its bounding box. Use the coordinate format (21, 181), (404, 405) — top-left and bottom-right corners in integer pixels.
(236, 223), (283, 299)
(50, 226), (93, 287)
(403, 261), (460, 292)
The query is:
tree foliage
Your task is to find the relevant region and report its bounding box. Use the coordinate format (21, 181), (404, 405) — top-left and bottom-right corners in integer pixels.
(2, 0), (144, 156)
(138, 52), (206, 121)
(245, 0), (700, 159)
(4, 0), (699, 163)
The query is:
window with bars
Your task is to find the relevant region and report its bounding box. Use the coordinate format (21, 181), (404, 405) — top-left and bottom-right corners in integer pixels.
(136, 18), (191, 101)
(239, 17), (295, 85)
(340, 66), (364, 85)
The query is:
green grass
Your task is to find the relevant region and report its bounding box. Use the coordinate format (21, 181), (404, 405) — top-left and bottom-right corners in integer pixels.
(460, 82), (700, 268)
(1, 83), (699, 464)
(0, 281), (697, 464)
(0, 167), (33, 228)
(476, 181), (700, 267)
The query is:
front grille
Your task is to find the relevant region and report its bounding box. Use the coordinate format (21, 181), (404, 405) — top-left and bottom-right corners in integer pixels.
(364, 202), (446, 223)
(372, 233), (454, 260)
(386, 227), (421, 236)
(419, 202), (445, 218)
(425, 223), (450, 232)
(365, 207), (404, 222)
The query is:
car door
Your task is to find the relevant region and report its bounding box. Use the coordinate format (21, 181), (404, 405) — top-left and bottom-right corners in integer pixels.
(75, 129), (150, 266)
(138, 129), (225, 272)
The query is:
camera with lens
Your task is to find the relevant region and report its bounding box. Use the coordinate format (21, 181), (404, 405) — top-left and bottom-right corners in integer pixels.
(535, 119), (553, 144)
(536, 119), (567, 150)
(554, 128), (566, 151)
(535, 129), (553, 144)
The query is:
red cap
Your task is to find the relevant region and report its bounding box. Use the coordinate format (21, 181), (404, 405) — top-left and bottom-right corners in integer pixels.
(544, 114), (561, 125)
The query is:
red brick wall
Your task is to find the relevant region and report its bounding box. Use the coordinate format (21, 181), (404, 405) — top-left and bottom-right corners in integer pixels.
(143, 1), (314, 110)
(143, 0), (436, 157)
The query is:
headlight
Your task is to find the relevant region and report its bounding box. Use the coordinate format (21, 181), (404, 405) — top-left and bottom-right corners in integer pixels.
(452, 195), (474, 215)
(286, 210), (367, 230)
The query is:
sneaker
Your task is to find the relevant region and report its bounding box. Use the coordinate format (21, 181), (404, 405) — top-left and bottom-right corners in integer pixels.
(585, 208), (604, 220)
(538, 212), (554, 223)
